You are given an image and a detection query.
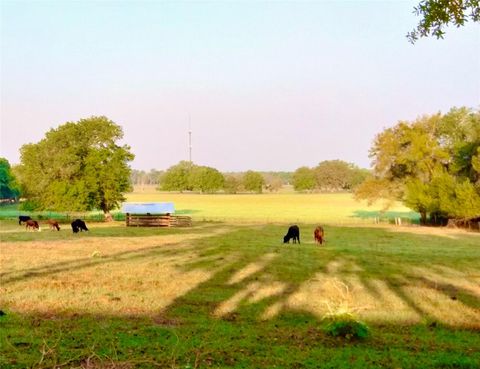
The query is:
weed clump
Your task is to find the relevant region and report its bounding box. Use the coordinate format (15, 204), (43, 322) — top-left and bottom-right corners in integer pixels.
(322, 312), (369, 340)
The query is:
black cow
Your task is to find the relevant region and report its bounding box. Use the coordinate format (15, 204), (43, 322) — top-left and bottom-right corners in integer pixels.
(283, 225), (300, 244)
(71, 219), (89, 233)
(19, 215), (32, 225)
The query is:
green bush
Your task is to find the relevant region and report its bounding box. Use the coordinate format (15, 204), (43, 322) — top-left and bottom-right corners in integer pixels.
(322, 313), (369, 340)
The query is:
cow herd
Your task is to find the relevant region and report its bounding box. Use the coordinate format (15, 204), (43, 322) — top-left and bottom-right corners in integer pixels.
(18, 216), (88, 233)
(17, 215), (324, 244)
(283, 224), (325, 245)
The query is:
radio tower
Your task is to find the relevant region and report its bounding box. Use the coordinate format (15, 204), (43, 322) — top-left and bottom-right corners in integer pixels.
(188, 115), (192, 163)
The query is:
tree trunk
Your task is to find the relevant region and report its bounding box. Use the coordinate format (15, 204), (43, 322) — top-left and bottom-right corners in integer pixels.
(446, 219), (457, 228)
(104, 211), (113, 222)
(420, 211), (427, 225)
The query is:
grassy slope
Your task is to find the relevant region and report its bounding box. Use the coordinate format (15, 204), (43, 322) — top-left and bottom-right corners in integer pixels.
(1, 221), (479, 368)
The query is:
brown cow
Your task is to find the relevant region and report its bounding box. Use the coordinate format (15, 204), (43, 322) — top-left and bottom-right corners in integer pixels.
(314, 226), (325, 245)
(25, 219), (39, 231)
(46, 219), (60, 231)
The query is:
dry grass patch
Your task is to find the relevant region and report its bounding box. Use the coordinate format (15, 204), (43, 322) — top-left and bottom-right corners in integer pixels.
(0, 227), (234, 317)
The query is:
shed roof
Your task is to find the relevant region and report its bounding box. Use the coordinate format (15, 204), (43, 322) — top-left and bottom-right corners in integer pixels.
(121, 202), (175, 214)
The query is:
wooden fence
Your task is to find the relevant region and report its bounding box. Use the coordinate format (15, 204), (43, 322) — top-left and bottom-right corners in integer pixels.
(125, 214), (192, 227)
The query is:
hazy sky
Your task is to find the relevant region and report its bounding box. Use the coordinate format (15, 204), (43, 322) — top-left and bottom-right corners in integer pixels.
(1, 1), (479, 172)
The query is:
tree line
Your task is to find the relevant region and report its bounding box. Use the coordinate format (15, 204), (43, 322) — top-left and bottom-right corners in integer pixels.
(1, 106), (479, 227)
(130, 160), (369, 194)
(156, 161), (267, 194)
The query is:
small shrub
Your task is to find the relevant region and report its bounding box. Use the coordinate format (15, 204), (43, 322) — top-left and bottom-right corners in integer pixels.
(322, 313), (369, 340)
(19, 200), (40, 212)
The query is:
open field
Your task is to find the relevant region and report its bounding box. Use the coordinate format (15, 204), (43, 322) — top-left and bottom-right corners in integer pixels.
(0, 191), (419, 225)
(125, 189), (419, 224)
(1, 218), (479, 368)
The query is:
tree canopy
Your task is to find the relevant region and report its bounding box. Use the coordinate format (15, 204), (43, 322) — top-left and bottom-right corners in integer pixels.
(189, 165), (225, 193)
(408, 0), (480, 43)
(315, 160), (368, 192)
(292, 161), (369, 192)
(242, 171), (265, 193)
(356, 107), (480, 224)
(160, 161), (194, 191)
(159, 161), (225, 193)
(16, 116), (134, 218)
(0, 158), (20, 200)
(292, 167), (316, 191)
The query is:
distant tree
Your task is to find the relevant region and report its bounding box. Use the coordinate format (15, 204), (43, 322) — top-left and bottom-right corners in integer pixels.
(159, 161), (226, 193)
(131, 169), (146, 186)
(159, 161), (194, 191)
(263, 172), (285, 192)
(292, 167), (316, 191)
(16, 116), (134, 220)
(0, 158), (20, 201)
(350, 167), (371, 189)
(314, 160), (355, 191)
(224, 175), (242, 194)
(243, 171), (265, 193)
(189, 166), (225, 193)
(408, 0), (480, 43)
(131, 169), (163, 186)
(148, 169), (163, 185)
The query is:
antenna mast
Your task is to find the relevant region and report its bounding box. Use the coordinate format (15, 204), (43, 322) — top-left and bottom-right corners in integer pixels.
(188, 115), (192, 163)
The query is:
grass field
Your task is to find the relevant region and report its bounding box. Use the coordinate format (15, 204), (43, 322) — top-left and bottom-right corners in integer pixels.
(0, 190), (419, 225)
(1, 193), (479, 368)
(125, 188), (419, 224)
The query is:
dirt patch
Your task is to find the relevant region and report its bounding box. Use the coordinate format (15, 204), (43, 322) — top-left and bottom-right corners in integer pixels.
(77, 358), (133, 369)
(152, 314), (182, 327)
(388, 226), (479, 238)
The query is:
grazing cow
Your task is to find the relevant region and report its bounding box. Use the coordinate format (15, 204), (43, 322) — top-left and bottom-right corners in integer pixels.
(47, 219), (61, 231)
(314, 226), (325, 245)
(18, 215), (32, 225)
(25, 219), (39, 231)
(71, 219), (88, 233)
(283, 225), (300, 244)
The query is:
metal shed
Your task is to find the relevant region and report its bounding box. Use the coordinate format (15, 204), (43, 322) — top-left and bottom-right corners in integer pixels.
(121, 202), (191, 227)
(121, 202), (175, 215)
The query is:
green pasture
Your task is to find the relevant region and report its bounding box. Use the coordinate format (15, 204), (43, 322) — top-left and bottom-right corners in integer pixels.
(1, 219), (479, 368)
(125, 191), (419, 224)
(0, 192), (419, 225)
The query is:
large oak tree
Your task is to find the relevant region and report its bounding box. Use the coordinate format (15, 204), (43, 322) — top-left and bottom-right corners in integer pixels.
(356, 107), (480, 225)
(16, 116), (134, 220)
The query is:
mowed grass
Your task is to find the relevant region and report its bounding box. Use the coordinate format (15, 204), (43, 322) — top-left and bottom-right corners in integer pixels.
(125, 188), (419, 224)
(1, 219), (479, 369)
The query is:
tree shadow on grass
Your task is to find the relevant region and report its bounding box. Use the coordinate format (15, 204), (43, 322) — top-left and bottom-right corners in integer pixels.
(2, 225), (480, 368)
(163, 225), (480, 329)
(2, 224), (480, 328)
(0, 224), (234, 283)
